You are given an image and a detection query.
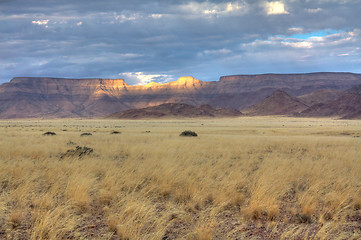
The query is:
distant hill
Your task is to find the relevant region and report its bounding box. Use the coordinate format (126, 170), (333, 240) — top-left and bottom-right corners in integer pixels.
(297, 89), (343, 106)
(347, 84), (361, 94)
(1, 73), (361, 118)
(341, 110), (361, 120)
(244, 90), (309, 116)
(106, 103), (242, 119)
(299, 85), (361, 119)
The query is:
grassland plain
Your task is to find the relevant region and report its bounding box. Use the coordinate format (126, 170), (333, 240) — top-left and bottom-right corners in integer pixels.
(0, 117), (360, 239)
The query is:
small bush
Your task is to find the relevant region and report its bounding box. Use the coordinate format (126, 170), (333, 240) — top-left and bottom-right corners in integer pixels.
(67, 141), (77, 146)
(8, 209), (25, 228)
(60, 146), (94, 159)
(43, 131), (56, 136)
(179, 130), (198, 137)
(111, 131), (121, 134)
(296, 213), (312, 224)
(80, 133), (92, 136)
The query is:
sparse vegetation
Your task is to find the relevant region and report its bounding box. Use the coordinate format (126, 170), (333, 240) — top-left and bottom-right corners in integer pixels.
(80, 132), (92, 136)
(179, 130), (198, 137)
(43, 131), (56, 136)
(60, 146), (94, 159)
(0, 117), (360, 239)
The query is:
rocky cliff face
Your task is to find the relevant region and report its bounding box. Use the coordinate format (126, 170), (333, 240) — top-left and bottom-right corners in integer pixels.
(219, 72), (361, 93)
(0, 73), (360, 118)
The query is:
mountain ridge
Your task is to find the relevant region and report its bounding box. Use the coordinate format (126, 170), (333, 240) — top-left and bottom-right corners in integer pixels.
(1, 72), (361, 118)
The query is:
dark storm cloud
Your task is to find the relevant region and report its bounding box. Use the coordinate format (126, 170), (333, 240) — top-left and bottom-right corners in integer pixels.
(1, 0), (360, 84)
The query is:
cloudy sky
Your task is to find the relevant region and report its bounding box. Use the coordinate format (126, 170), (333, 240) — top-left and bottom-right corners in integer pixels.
(1, 0), (360, 85)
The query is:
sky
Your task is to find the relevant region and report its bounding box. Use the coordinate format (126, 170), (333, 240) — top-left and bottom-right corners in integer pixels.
(0, 0), (360, 85)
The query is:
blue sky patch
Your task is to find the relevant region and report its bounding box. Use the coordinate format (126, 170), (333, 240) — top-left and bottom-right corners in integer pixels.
(287, 29), (342, 39)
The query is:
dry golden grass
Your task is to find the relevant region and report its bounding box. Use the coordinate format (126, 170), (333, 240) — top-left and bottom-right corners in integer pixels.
(0, 117), (360, 239)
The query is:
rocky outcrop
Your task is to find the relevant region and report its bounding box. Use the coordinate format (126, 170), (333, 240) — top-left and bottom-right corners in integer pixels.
(0, 72), (361, 118)
(0, 78), (130, 118)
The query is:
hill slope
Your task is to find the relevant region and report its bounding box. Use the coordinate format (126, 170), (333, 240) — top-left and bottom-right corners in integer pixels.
(299, 85), (361, 119)
(297, 89), (343, 106)
(107, 103), (242, 119)
(244, 90), (309, 116)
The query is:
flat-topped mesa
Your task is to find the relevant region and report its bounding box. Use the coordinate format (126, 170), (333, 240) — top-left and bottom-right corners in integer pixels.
(219, 72), (361, 82)
(144, 81), (161, 88)
(1, 72), (361, 119)
(177, 76), (201, 84)
(217, 72), (361, 94)
(10, 77), (68, 84)
(167, 76), (203, 88)
(10, 77), (128, 85)
(99, 79), (128, 88)
(4, 77), (131, 97)
(92, 79), (129, 97)
(99, 78), (126, 83)
(142, 77), (204, 89)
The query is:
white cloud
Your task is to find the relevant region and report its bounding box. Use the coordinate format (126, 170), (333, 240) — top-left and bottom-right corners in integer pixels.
(224, 2), (244, 13)
(114, 13), (141, 23)
(282, 41), (313, 48)
(200, 48), (231, 56)
(242, 30), (358, 50)
(119, 72), (174, 85)
(119, 53), (143, 58)
(2, 62), (18, 69)
(31, 60), (49, 66)
(307, 8), (322, 13)
(179, 1), (248, 17)
(265, 1), (289, 15)
(32, 19), (49, 25)
(309, 36), (324, 42)
(288, 27), (303, 33)
(66, 53), (143, 65)
(150, 14), (163, 19)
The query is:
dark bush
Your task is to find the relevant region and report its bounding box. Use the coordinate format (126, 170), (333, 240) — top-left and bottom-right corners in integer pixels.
(111, 131), (121, 134)
(60, 146), (93, 159)
(80, 133), (92, 136)
(179, 130), (198, 137)
(43, 131), (56, 136)
(67, 141), (77, 146)
(296, 213), (312, 224)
